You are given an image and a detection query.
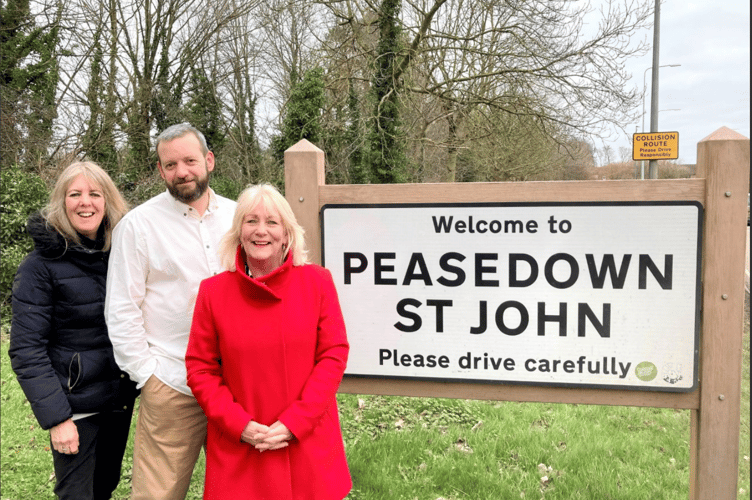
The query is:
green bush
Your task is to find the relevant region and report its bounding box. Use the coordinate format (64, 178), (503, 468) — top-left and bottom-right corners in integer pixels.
(0, 166), (49, 308)
(117, 171), (165, 208)
(210, 174), (244, 202)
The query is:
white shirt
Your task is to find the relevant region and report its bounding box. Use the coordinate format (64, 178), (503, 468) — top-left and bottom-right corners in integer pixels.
(105, 189), (236, 395)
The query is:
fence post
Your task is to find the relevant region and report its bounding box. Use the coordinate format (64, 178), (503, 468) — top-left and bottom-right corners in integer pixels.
(284, 139), (326, 265)
(691, 126), (749, 499)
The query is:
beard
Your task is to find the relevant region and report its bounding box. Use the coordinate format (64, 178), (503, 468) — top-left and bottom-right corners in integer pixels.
(166, 170), (210, 204)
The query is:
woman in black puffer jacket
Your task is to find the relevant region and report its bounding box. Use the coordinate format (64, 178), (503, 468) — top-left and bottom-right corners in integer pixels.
(9, 161), (138, 500)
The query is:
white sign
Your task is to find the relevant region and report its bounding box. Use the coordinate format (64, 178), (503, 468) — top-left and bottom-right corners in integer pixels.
(322, 202), (702, 392)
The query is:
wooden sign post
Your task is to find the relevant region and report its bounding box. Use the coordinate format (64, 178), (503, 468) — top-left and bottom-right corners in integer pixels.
(284, 127), (749, 499)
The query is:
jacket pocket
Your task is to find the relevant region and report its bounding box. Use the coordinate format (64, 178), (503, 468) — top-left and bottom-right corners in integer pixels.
(67, 352), (82, 392)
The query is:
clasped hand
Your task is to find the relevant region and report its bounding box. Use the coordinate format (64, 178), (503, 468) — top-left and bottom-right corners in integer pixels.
(241, 420), (292, 452)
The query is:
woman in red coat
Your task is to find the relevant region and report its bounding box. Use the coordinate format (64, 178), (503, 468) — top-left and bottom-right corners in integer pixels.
(186, 183), (351, 500)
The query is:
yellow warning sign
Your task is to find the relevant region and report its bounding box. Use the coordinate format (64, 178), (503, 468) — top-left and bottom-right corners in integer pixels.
(632, 132), (679, 161)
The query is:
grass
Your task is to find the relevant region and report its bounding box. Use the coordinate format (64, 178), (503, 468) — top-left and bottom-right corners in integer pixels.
(339, 397), (692, 499)
(1, 297), (748, 499)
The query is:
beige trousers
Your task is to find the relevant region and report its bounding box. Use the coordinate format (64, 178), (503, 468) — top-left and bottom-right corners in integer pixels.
(130, 376), (207, 500)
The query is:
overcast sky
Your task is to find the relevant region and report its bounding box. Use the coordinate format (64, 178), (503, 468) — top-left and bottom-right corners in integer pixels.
(603, 0), (750, 165)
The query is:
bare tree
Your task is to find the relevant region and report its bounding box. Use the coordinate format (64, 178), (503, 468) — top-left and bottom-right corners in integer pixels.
(50, 0), (258, 172)
(319, 0), (652, 181)
(217, 10), (264, 181)
(32, 0), (652, 187)
(257, 0), (328, 117)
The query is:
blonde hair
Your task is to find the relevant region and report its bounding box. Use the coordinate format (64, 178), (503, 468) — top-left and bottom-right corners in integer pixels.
(219, 183), (309, 271)
(41, 161), (128, 251)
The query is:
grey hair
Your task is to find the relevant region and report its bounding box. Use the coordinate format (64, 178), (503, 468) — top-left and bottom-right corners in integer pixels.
(155, 123), (209, 162)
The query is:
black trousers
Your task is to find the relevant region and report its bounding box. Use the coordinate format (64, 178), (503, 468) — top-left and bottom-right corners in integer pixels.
(50, 410), (134, 500)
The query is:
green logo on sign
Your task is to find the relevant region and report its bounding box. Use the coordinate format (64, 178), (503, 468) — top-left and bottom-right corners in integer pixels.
(635, 362), (658, 382)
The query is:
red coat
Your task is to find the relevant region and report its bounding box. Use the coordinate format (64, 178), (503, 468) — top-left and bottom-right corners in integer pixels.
(186, 247), (351, 499)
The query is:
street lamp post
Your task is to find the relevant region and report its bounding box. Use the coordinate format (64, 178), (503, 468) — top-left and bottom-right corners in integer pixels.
(641, 64), (680, 179)
(649, 0), (661, 179)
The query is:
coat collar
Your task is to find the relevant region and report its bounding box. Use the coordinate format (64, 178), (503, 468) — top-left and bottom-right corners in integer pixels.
(232, 245), (294, 300)
(27, 212), (106, 260)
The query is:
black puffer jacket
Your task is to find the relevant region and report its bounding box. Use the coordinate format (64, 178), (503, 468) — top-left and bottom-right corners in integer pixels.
(9, 213), (138, 430)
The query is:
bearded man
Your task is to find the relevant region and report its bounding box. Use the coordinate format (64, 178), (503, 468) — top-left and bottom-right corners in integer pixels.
(105, 123), (237, 500)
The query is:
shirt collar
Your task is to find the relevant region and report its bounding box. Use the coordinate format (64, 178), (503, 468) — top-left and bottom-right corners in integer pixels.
(167, 188), (219, 219)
